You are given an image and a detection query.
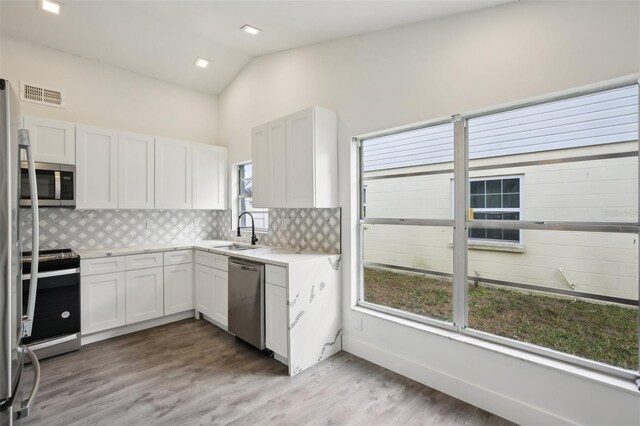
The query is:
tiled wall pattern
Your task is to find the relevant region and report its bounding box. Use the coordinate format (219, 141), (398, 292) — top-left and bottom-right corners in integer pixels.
(21, 209), (226, 251)
(21, 208), (341, 254)
(220, 208), (341, 254)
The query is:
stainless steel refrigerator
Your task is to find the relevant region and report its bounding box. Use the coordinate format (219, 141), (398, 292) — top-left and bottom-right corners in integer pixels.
(0, 79), (41, 425)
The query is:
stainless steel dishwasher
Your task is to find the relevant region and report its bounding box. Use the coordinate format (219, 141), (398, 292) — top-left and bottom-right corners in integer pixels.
(228, 258), (266, 350)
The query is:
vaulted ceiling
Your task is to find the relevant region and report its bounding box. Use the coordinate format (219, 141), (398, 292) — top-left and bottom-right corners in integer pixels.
(1, 1), (512, 95)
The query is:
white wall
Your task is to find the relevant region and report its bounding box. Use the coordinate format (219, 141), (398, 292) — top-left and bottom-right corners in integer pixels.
(219, 1), (640, 424)
(0, 36), (219, 145)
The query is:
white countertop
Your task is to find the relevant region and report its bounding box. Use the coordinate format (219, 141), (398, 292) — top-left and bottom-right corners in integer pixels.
(75, 240), (340, 267)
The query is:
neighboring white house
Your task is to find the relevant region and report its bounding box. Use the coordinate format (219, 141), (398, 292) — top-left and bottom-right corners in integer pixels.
(362, 85), (639, 301)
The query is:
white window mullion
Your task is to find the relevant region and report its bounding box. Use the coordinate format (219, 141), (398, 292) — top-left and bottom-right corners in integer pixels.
(452, 116), (468, 330)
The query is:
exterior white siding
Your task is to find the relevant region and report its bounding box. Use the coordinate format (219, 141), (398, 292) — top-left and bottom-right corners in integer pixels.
(363, 142), (639, 300)
(363, 85), (638, 172)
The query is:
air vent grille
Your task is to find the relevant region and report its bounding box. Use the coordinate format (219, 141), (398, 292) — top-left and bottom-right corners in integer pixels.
(20, 82), (65, 108)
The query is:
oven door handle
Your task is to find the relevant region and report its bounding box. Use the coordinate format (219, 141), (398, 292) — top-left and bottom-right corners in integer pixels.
(19, 129), (39, 338)
(22, 268), (80, 280)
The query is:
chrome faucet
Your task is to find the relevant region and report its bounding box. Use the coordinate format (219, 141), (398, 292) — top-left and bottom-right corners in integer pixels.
(237, 212), (259, 245)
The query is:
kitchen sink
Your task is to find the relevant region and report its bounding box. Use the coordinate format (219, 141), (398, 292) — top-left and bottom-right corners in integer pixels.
(214, 243), (260, 251)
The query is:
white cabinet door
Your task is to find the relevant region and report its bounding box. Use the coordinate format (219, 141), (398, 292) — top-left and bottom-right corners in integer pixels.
(81, 272), (126, 334)
(125, 267), (164, 324)
(286, 108), (315, 207)
(192, 144), (227, 210)
(164, 264), (194, 315)
(268, 118), (287, 207)
(76, 125), (119, 209)
(23, 116), (75, 164)
(118, 132), (155, 209)
(195, 264), (214, 317)
(251, 124), (269, 208)
(211, 268), (228, 327)
(155, 138), (192, 209)
(265, 282), (288, 358)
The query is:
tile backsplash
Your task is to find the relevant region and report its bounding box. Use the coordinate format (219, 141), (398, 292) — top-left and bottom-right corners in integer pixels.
(221, 208), (341, 254)
(21, 207), (341, 254)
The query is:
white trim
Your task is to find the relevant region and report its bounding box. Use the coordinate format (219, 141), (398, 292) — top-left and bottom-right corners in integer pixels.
(231, 160), (269, 232)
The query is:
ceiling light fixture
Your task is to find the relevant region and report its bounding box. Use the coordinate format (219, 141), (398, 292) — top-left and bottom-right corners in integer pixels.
(241, 25), (261, 35)
(39, 0), (61, 15)
(195, 57), (210, 68)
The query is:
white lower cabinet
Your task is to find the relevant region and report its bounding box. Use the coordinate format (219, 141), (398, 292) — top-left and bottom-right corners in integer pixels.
(125, 267), (164, 324)
(195, 251), (228, 328)
(212, 268), (228, 327)
(195, 264), (214, 317)
(265, 282), (288, 358)
(81, 272), (126, 334)
(164, 263), (194, 315)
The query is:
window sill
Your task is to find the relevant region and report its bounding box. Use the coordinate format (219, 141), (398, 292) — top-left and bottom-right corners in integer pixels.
(449, 241), (525, 253)
(351, 304), (639, 395)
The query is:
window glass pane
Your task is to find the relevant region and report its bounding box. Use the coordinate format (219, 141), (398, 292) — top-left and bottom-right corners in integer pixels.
(468, 85), (639, 223)
(362, 224), (453, 322)
(238, 163), (268, 230)
(486, 194), (501, 208)
(467, 229), (638, 370)
(363, 172), (454, 219)
(503, 178), (519, 193)
(470, 195), (484, 209)
(470, 181), (485, 195)
(362, 123), (454, 220)
(502, 194), (519, 208)
(485, 180), (501, 194)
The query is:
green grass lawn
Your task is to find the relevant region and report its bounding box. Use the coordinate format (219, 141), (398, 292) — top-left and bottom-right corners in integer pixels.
(364, 267), (639, 370)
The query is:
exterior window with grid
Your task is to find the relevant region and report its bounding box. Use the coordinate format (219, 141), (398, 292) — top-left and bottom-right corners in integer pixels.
(238, 163), (268, 231)
(469, 176), (522, 243)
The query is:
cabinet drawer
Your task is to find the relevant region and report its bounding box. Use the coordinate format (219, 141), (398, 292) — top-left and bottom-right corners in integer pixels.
(163, 250), (193, 266)
(125, 252), (163, 271)
(195, 250), (228, 271)
(266, 264), (287, 287)
(81, 256), (125, 276)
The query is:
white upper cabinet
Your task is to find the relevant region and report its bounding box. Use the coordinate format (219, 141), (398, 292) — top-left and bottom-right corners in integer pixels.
(155, 138), (192, 209)
(192, 144), (227, 210)
(118, 132), (155, 209)
(76, 125), (119, 209)
(268, 118), (288, 207)
(251, 106), (337, 208)
(23, 116), (75, 164)
(251, 124), (269, 208)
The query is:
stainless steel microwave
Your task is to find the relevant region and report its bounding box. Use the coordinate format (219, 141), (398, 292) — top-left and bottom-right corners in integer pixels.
(20, 162), (75, 208)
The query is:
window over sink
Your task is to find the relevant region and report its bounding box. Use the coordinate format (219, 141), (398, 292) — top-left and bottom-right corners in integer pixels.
(237, 162), (269, 231)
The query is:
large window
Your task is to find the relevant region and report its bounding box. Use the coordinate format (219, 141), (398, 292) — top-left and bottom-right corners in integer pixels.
(237, 163), (268, 231)
(358, 82), (640, 379)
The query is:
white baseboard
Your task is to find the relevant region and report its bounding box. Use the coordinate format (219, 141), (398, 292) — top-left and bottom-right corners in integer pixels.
(343, 336), (569, 426)
(81, 311), (195, 345)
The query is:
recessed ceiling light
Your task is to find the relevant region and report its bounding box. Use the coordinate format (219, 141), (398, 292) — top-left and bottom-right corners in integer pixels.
(39, 0), (61, 15)
(195, 57), (210, 68)
(241, 25), (261, 35)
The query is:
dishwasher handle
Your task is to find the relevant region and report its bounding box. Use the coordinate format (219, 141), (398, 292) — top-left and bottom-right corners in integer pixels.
(229, 259), (263, 272)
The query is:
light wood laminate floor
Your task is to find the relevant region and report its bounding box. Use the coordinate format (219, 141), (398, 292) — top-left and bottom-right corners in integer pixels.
(23, 319), (514, 425)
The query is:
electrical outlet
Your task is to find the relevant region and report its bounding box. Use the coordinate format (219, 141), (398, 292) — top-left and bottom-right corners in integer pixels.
(280, 217), (290, 229)
(145, 219), (153, 229)
(193, 218), (200, 227)
(355, 317), (362, 331)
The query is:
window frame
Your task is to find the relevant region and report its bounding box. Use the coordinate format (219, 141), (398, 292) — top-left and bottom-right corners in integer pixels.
(468, 175), (524, 246)
(355, 79), (640, 383)
(232, 161), (269, 233)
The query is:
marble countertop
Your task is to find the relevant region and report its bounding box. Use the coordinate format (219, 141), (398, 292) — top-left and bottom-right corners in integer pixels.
(75, 240), (340, 267)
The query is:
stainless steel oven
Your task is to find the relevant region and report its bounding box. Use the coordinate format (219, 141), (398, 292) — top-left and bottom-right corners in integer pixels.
(20, 162), (75, 208)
